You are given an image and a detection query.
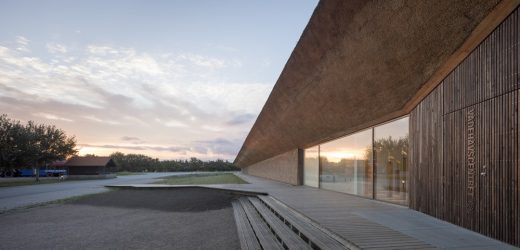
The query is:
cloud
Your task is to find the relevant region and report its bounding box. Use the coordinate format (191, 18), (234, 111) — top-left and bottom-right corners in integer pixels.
(196, 138), (242, 156)
(155, 118), (188, 128)
(227, 113), (256, 125)
(33, 112), (74, 122)
(86, 45), (116, 55)
(0, 41), (271, 114)
(121, 136), (141, 141)
(16, 36), (29, 46)
(46, 43), (67, 54)
(78, 143), (190, 152)
(121, 136), (146, 144)
(178, 53), (226, 70)
(15, 36), (30, 52)
(82, 115), (121, 125)
(201, 125), (223, 132)
(0, 37), (273, 160)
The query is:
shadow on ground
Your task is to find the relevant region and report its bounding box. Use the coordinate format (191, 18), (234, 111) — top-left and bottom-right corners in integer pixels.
(70, 187), (237, 212)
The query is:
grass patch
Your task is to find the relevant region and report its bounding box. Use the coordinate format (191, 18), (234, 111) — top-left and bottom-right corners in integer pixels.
(154, 173), (247, 185)
(0, 179), (63, 188)
(115, 171), (145, 176)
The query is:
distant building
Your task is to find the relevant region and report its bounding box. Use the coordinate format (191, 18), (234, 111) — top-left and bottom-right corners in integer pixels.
(49, 160), (67, 169)
(65, 156), (116, 175)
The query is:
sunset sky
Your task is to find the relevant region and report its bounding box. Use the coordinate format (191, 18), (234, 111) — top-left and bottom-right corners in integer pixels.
(0, 0), (318, 160)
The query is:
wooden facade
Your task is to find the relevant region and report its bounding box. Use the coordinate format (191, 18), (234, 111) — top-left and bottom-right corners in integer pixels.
(409, 7), (519, 246)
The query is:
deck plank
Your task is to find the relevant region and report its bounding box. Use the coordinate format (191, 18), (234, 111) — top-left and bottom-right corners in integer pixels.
(232, 201), (261, 250)
(247, 197), (313, 250)
(238, 198), (284, 250)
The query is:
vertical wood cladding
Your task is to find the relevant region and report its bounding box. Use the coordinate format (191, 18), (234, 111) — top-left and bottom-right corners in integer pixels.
(410, 8), (519, 246)
(409, 86), (444, 217)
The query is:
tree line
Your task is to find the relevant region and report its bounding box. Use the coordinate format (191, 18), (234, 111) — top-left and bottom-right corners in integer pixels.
(109, 152), (239, 172)
(0, 114), (239, 176)
(0, 114), (78, 176)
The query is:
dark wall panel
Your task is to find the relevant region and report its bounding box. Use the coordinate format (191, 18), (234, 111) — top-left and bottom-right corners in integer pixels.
(409, 85), (444, 218)
(410, 8), (519, 247)
(442, 92), (518, 243)
(443, 7), (519, 114)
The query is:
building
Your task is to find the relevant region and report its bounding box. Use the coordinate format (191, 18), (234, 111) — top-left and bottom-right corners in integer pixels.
(235, 0), (520, 247)
(65, 156), (116, 175)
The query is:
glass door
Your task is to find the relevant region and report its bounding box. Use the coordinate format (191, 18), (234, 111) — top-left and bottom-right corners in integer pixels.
(303, 146), (319, 187)
(374, 117), (409, 205)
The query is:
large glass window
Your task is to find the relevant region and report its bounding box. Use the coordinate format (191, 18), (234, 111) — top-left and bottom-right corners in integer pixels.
(374, 117), (409, 205)
(303, 146), (319, 188)
(319, 129), (373, 197)
(303, 116), (409, 205)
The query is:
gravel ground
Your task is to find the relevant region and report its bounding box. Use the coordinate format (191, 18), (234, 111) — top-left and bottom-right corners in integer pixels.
(0, 188), (241, 250)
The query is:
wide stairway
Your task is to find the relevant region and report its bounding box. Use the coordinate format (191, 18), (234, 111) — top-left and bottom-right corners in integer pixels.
(232, 195), (358, 250)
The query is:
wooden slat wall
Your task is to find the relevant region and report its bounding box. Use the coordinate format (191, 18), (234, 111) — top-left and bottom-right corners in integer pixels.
(409, 7), (519, 247)
(409, 86), (444, 217)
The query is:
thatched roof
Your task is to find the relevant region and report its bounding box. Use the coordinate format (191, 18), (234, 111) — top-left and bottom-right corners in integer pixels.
(235, 0), (516, 167)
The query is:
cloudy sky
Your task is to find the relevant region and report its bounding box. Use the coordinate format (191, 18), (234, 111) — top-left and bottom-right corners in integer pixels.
(0, 0), (317, 160)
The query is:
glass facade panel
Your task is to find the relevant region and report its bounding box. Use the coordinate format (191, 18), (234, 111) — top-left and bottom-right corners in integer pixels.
(304, 116), (409, 205)
(303, 146), (319, 188)
(319, 129), (373, 197)
(374, 117), (409, 205)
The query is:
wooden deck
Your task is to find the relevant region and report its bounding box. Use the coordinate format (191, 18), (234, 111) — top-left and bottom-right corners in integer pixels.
(223, 173), (517, 249)
(257, 195), (353, 249)
(233, 195), (354, 249)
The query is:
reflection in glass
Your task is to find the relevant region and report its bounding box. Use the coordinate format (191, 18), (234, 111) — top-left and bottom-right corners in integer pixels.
(304, 146), (319, 188)
(319, 129), (373, 197)
(374, 117), (409, 205)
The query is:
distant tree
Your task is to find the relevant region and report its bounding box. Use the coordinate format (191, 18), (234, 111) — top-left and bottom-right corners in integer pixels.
(110, 152), (126, 172)
(109, 151), (239, 173)
(0, 114), (238, 177)
(26, 121), (78, 181)
(0, 115), (27, 170)
(40, 124), (77, 175)
(0, 114), (77, 180)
